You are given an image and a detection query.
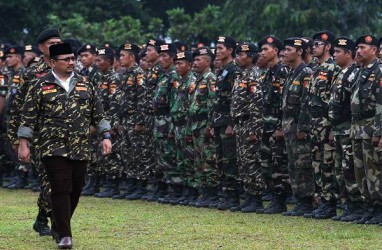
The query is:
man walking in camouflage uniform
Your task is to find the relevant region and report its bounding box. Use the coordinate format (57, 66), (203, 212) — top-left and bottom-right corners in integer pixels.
(351, 35), (382, 224)
(328, 37), (363, 222)
(281, 38), (315, 217)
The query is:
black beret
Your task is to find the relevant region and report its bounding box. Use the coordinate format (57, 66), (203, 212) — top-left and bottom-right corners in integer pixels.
(118, 43), (141, 54)
(258, 36), (283, 51)
(146, 39), (166, 47)
(5, 45), (24, 56)
(174, 51), (193, 62)
(216, 36), (237, 49)
(49, 43), (73, 58)
(334, 37), (356, 51)
(24, 45), (41, 55)
(284, 37), (307, 50)
(235, 42), (257, 54)
(36, 28), (60, 44)
(312, 30), (336, 44)
(77, 44), (97, 55)
(97, 47), (115, 56)
(301, 37), (314, 50)
(356, 35), (379, 47)
(156, 43), (177, 54)
(173, 40), (188, 52)
(192, 46), (214, 59)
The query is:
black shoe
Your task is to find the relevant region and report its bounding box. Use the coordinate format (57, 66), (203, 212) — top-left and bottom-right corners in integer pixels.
(217, 190), (240, 211)
(241, 195), (263, 213)
(283, 197), (313, 217)
(313, 201), (337, 219)
(33, 210), (51, 237)
(352, 206), (375, 224)
(263, 196), (287, 214)
(365, 207), (382, 225)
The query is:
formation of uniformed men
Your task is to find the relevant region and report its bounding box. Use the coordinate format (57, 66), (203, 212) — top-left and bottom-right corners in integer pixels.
(1, 28), (382, 246)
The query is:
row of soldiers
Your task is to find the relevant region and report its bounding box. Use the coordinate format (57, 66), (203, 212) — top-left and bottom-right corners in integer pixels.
(1, 28), (382, 237)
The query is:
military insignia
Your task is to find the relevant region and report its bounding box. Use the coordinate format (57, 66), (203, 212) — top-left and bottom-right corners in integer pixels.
(172, 81), (180, 88)
(321, 33), (328, 41)
(338, 39), (347, 46)
(105, 43), (110, 48)
(124, 44), (132, 50)
(10, 48), (15, 53)
(267, 37), (274, 43)
(189, 83), (196, 93)
(218, 36), (226, 43)
(239, 83), (247, 88)
(98, 49), (105, 55)
(42, 84), (55, 90)
(293, 39), (302, 46)
(292, 80), (300, 85)
(75, 87), (87, 91)
(160, 44), (169, 51)
(86, 44), (91, 49)
(42, 89), (57, 94)
(199, 48), (208, 55)
(249, 84), (256, 93)
(25, 45), (32, 51)
(365, 36), (373, 43)
(241, 44), (249, 51)
(148, 39), (156, 46)
(177, 52), (185, 59)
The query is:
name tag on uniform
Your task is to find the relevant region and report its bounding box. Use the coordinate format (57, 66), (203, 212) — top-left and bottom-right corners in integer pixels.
(292, 80), (300, 85)
(43, 89), (57, 94)
(76, 87), (87, 91)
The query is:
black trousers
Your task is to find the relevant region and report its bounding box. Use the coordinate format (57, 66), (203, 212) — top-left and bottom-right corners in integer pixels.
(42, 156), (87, 239)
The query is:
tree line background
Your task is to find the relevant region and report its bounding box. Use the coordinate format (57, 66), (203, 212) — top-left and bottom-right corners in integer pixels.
(1, 0), (382, 47)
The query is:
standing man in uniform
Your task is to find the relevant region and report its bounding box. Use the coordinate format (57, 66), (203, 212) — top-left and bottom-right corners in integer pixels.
(77, 44), (98, 81)
(257, 36), (291, 214)
(351, 35), (382, 224)
(328, 37), (363, 222)
(281, 38), (315, 217)
(18, 43), (112, 249)
(305, 31), (341, 219)
(212, 36), (240, 209)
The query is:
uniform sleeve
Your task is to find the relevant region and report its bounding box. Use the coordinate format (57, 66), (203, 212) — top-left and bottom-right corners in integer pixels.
(135, 72), (146, 125)
(248, 81), (263, 138)
(297, 71), (312, 132)
(89, 83), (111, 134)
(206, 75), (216, 129)
(372, 71), (382, 137)
(109, 84), (123, 128)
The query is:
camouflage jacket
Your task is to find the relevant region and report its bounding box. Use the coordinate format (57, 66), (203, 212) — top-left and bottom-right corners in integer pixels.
(308, 57), (340, 119)
(212, 61), (239, 127)
(261, 62), (289, 133)
(91, 69), (122, 120)
(140, 62), (164, 116)
(188, 70), (216, 131)
(153, 66), (179, 116)
(350, 59), (382, 139)
(282, 63), (312, 135)
(328, 64), (359, 135)
(171, 71), (196, 122)
(5, 67), (26, 118)
(246, 68), (263, 139)
(109, 64), (145, 127)
(18, 71), (110, 160)
(8, 58), (49, 144)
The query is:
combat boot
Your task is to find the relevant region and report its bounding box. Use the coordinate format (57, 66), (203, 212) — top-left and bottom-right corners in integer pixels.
(175, 186), (189, 205)
(217, 190), (240, 210)
(241, 194), (264, 213)
(169, 184), (183, 205)
(146, 181), (167, 202)
(96, 178), (120, 198)
(126, 180), (147, 200)
(180, 187), (198, 206)
(262, 193), (287, 214)
(340, 202), (364, 222)
(195, 187), (219, 208)
(24, 167), (39, 190)
(113, 178), (137, 199)
(352, 204), (375, 224)
(33, 209), (51, 236)
(8, 170), (28, 189)
(82, 176), (100, 196)
(283, 197), (313, 217)
(230, 193), (250, 212)
(364, 205), (382, 225)
(314, 200), (337, 219)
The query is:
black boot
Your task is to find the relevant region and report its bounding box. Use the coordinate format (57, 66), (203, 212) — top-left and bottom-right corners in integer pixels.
(169, 184), (183, 205)
(217, 190), (240, 210)
(33, 209), (51, 236)
(314, 200), (337, 219)
(352, 204), (375, 224)
(126, 180), (147, 200)
(262, 193), (287, 214)
(180, 187), (198, 206)
(82, 176), (101, 196)
(97, 178), (120, 198)
(230, 193), (251, 212)
(8, 170), (28, 189)
(175, 186), (189, 205)
(340, 202), (364, 222)
(113, 178), (137, 199)
(241, 194), (264, 213)
(195, 187), (219, 208)
(81, 175), (95, 193)
(146, 181), (167, 202)
(283, 196), (313, 217)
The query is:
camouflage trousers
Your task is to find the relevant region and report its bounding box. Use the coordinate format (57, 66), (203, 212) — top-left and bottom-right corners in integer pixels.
(260, 131), (290, 195)
(144, 115), (158, 184)
(154, 114), (176, 184)
(214, 125), (239, 192)
(353, 139), (382, 205)
(284, 133), (315, 200)
(174, 123), (194, 186)
(311, 118), (339, 202)
(0, 132), (15, 174)
(100, 133), (123, 180)
(235, 120), (265, 196)
(192, 126), (219, 188)
(334, 134), (362, 202)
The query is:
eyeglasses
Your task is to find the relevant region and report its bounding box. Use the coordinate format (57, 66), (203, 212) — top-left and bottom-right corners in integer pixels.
(56, 56), (76, 62)
(313, 41), (326, 47)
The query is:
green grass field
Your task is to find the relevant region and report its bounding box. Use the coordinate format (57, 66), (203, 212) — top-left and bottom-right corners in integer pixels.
(0, 188), (381, 250)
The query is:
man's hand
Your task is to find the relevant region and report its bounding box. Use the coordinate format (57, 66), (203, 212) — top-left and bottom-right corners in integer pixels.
(274, 130), (284, 140)
(297, 131), (307, 140)
(90, 125), (97, 134)
(248, 135), (257, 142)
(102, 139), (112, 155)
(18, 138), (30, 163)
(225, 125), (234, 137)
(372, 136), (381, 147)
(134, 124), (144, 133)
